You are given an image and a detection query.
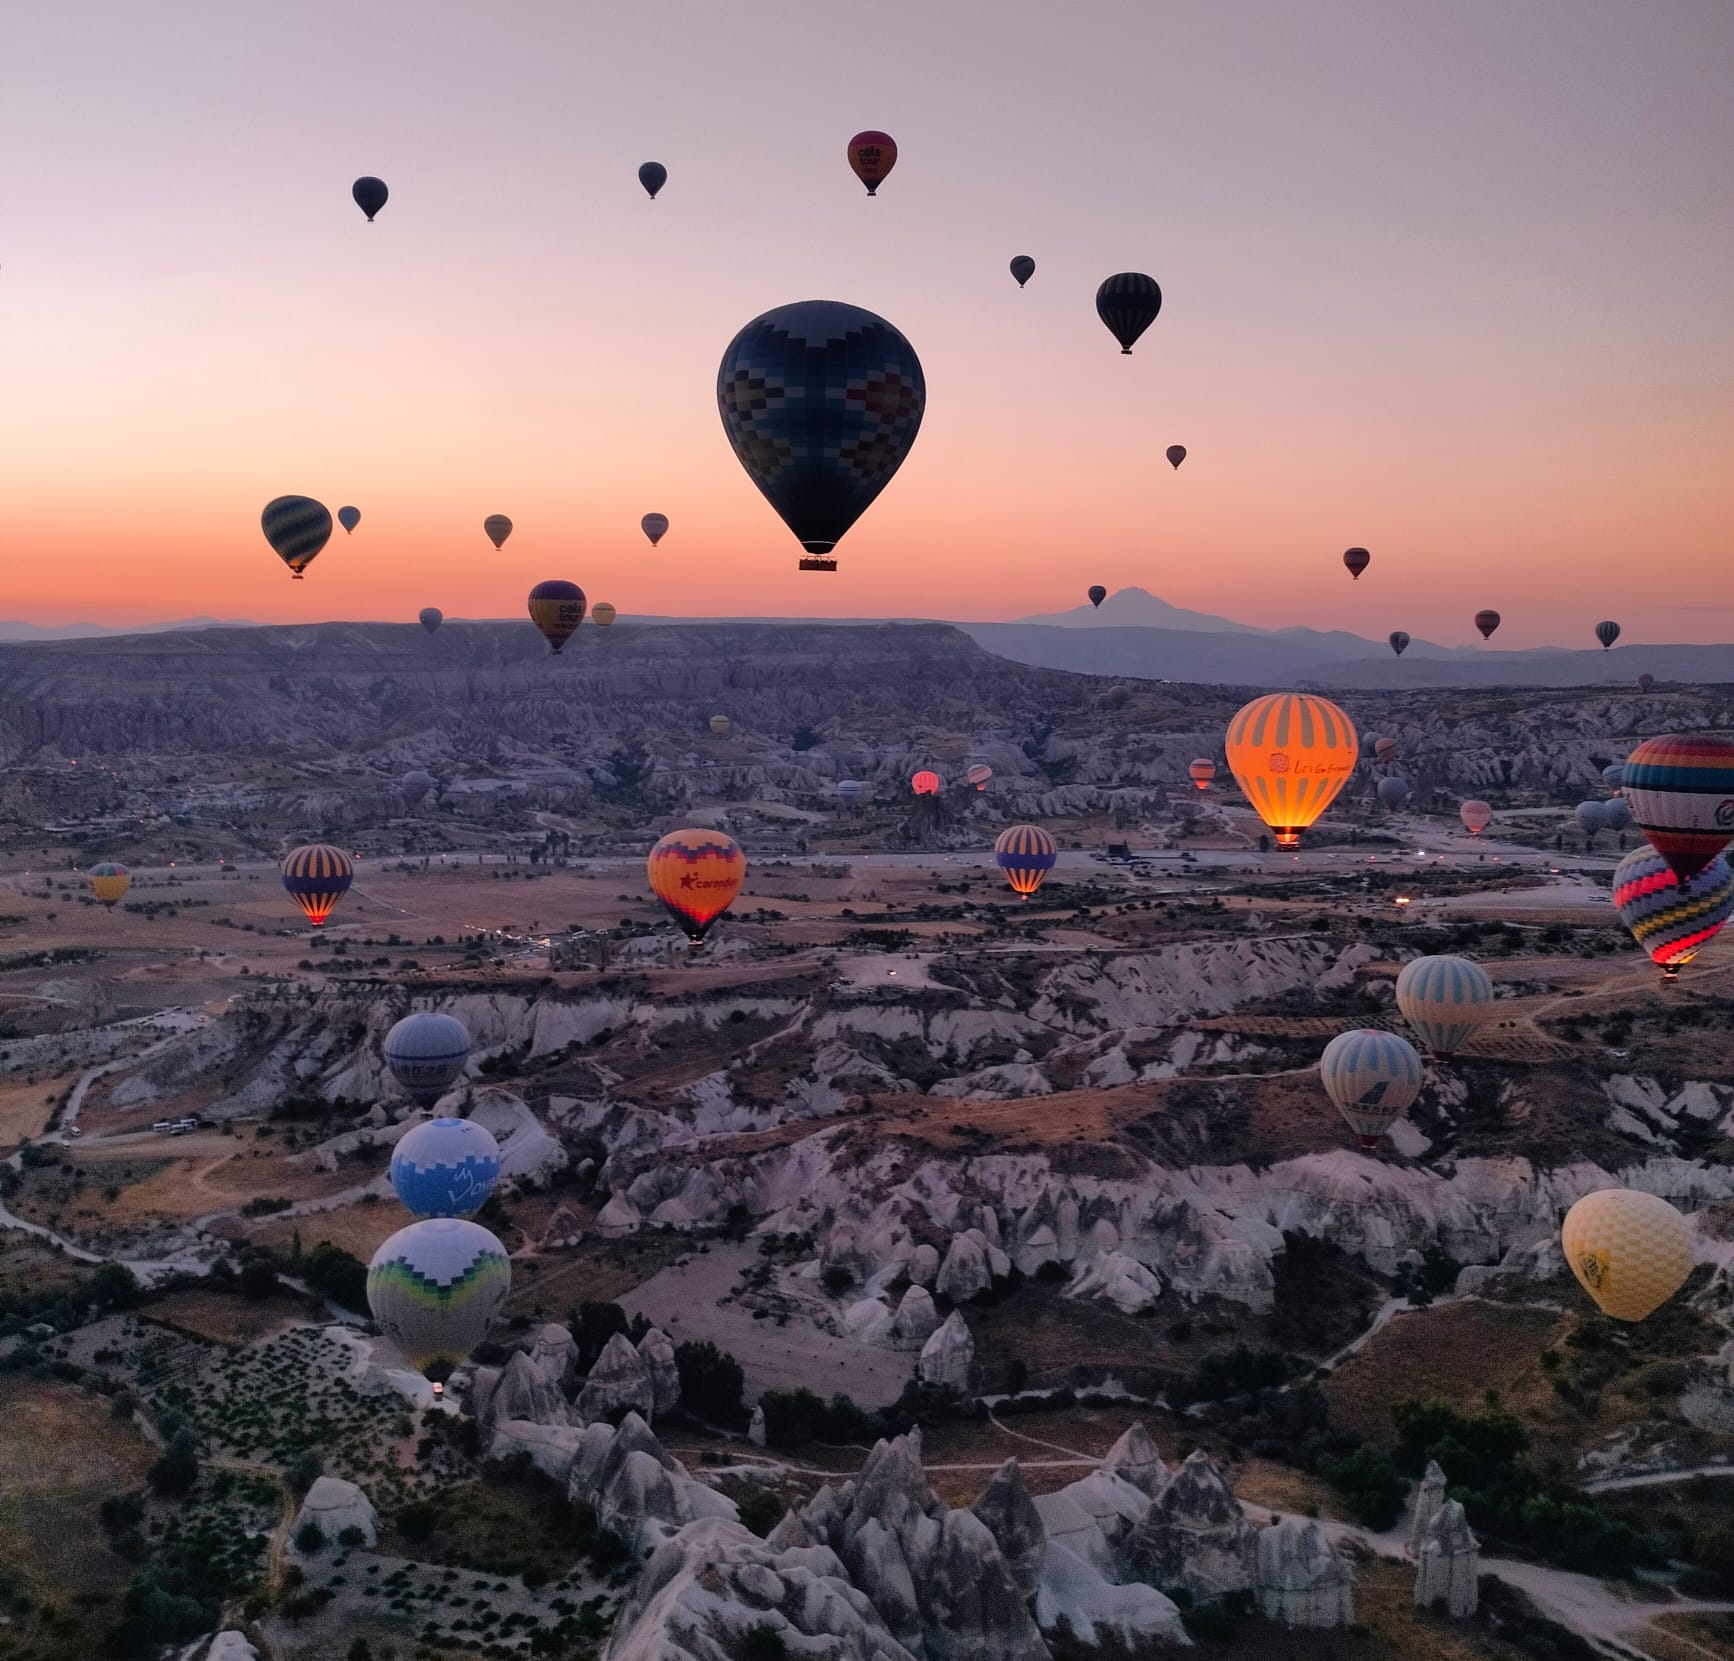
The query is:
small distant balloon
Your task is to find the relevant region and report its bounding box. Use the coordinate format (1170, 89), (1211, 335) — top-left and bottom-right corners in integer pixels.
(1009, 255), (1035, 288)
(338, 505), (360, 535)
(261, 496), (332, 579)
(709, 714), (730, 737)
(483, 514), (513, 550)
(966, 765), (993, 792)
(527, 581), (586, 654)
(1396, 955), (1494, 1059)
(1378, 776), (1409, 809)
(419, 607), (443, 636)
(1389, 631), (1410, 657)
(1107, 686), (1130, 709)
(641, 512), (669, 547)
(1095, 272), (1162, 354)
(1595, 620), (1621, 650)
(1343, 547), (1370, 581)
(352, 176), (389, 221)
(837, 779), (863, 802)
(846, 130), (898, 195)
(89, 862), (130, 906)
(911, 770), (941, 797)
(281, 843), (354, 927)
(1602, 763), (1625, 788)
(1374, 737), (1399, 764)
(384, 1014), (476, 1114)
(1165, 445), (1186, 469)
(1474, 610), (1501, 640)
(1638, 672), (1655, 692)
(1088, 585), (1107, 609)
(1189, 759), (1216, 791)
(1576, 800), (1608, 835)
(638, 162), (667, 200)
(1460, 800), (1492, 836)
(400, 769), (435, 806)
(591, 603), (617, 630)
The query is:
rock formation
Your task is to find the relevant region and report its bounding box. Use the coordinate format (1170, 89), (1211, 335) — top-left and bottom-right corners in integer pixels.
(487, 1419), (586, 1482)
(1033, 1470), (1152, 1572)
(1100, 1423), (1169, 1499)
(748, 1404), (767, 1447)
(936, 1229), (1009, 1302)
(567, 1411), (737, 1556)
(1255, 1517), (1353, 1627)
(577, 1331), (655, 1422)
(891, 1284), (942, 1347)
(475, 1350), (569, 1431)
(291, 1476), (378, 1549)
(207, 1635), (260, 1661)
(529, 1321), (581, 1388)
(1415, 1499), (1479, 1617)
(1409, 1458), (1449, 1553)
(636, 1326), (681, 1417)
(1124, 1450), (1257, 1603)
(917, 1310), (974, 1393)
(1035, 1541), (1188, 1650)
(1067, 1251), (1162, 1314)
(969, 1459), (1047, 1601)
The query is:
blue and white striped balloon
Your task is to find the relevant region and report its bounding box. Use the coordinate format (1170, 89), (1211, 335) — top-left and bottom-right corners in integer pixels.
(390, 1117), (501, 1218)
(1395, 955), (1495, 1058)
(384, 1012), (473, 1108)
(1319, 1028), (1424, 1146)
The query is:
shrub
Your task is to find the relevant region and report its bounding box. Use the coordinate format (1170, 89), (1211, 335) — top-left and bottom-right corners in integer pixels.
(238, 1259), (280, 1301)
(148, 1431), (200, 1498)
(736, 1487), (788, 1538)
(675, 1340), (746, 1425)
(742, 1624), (788, 1660)
(294, 1520), (326, 1554)
(286, 1448), (324, 1495)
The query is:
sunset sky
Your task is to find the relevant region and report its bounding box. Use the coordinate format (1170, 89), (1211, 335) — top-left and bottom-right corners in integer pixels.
(3, 2), (1730, 647)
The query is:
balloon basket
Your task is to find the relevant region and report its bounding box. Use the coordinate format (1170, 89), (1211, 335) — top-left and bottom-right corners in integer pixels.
(798, 557), (837, 572)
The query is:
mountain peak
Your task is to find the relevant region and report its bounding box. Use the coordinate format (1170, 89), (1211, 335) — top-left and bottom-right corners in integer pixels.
(1015, 588), (1258, 634)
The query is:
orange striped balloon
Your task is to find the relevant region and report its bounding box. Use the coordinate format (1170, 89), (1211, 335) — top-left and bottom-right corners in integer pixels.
(281, 843), (354, 926)
(994, 824), (1057, 900)
(1224, 693), (1358, 848)
(647, 829), (746, 945)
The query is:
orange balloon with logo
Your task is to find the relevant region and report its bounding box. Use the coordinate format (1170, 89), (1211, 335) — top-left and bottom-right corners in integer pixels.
(847, 130), (898, 196)
(647, 829), (746, 945)
(1224, 693), (1358, 848)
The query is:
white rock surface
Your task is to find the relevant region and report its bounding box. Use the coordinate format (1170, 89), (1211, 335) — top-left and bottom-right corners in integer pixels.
(207, 1635), (261, 1661)
(917, 1310), (974, 1393)
(891, 1284), (942, 1347)
(1125, 1450), (1256, 1603)
(748, 1404), (767, 1447)
(969, 1459), (1047, 1601)
(488, 1418), (586, 1482)
(1255, 1516), (1354, 1627)
(1415, 1499), (1479, 1617)
(1101, 1423), (1170, 1499)
(291, 1476), (378, 1549)
(529, 1321), (581, 1388)
(1036, 1539), (1190, 1649)
(1067, 1251), (1163, 1314)
(568, 1411), (737, 1556)
(637, 1326), (681, 1417)
(1409, 1459), (1448, 1553)
(577, 1331), (655, 1421)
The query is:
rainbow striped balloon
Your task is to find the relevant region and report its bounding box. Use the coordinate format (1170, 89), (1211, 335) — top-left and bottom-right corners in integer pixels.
(88, 861), (131, 907)
(367, 1218), (510, 1373)
(1612, 847), (1734, 976)
(1623, 733), (1734, 882)
(1224, 693), (1358, 847)
(1319, 1028), (1424, 1147)
(1395, 955), (1494, 1058)
(281, 843), (354, 926)
(994, 824), (1058, 900)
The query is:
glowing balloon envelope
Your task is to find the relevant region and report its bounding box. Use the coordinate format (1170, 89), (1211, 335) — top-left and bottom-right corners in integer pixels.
(1224, 693), (1358, 848)
(995, 824), (1057, 901)
(638, 161), (667, 200)
(1088, 585), (1107, 609)
(1474, 610), (1501, 640)
(709, 714), (730, 737)
(352, 176), (389, 221)
(1319, 1028), (1423, 1148)
(401, 769), (435, 806)
(1460, 800), (1492, 835)
(967, 765), (993, 791)
(592, 603), (617, 630)
(642, 512), (669, 546)
(483, 514), (513, 550)
(528, 581), (585, 654)
(717, 300), (925, 569)
(646, 828), (746, 944)
(1612, 847), (1734, 977)
(367, 1218), (510, 1373)
(338, 505), (360, 535)
(1594, 620), (1621, 650)
(1389, 631), (1410, 657)
(261, 496), (333, 579)
(846, 130), (897, 195)
(419, 607), (443, 636)
(1561, 1189), (1693, 1323)
(1622, 734), (1734, 882)
(911, 770), (940, 796)
(89, 862), (130, 906)
(1010, 255), (1035, 288)
(1343, 547), (1370, 581)
(1166, 445), (1186, 469)
(1378, 776), (1409, 809)
(1095, 272), (1162, 353)
(281, 843), (354, 927)
(1395, 955), (1494, 1058)
(385, 1013), (475, 1111)
(1189, 759), (1216, 791)
(390, 1115), (499, 1216)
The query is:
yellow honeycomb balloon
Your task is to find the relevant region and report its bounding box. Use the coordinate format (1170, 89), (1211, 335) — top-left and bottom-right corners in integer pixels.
(1561, 1189), (1694, 1323)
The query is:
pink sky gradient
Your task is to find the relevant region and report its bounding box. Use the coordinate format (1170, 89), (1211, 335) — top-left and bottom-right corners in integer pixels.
(2, 2), (1730, 648)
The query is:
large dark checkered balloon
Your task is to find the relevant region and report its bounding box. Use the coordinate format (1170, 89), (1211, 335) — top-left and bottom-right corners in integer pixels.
(717, 301), (925, 559)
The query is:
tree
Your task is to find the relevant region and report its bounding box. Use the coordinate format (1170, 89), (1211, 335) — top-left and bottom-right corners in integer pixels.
(675, 1340), (745, 1425)
(239, 1258), (280, 1301)
(346, 1642), (374, 1661)
(89, 1260), (142, 1312)
(303, 1241), (369, 1313)
(294, 1520), (326, 1554)
(286, 1448), (324, 1495)
(148, 1430), (200, 1498)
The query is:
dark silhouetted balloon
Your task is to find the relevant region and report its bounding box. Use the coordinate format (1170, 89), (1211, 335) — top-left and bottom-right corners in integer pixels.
(1088, 585), (1107, 609)
(717, 301), (924, 568)
(1166, 445), (1186, 469)
(1595, 620), (1621, 650)
(1389, 631), (1410, 656)
(419, 607), (442, 636)
(1638, 672), (1654, 692)
(483, 514), (512, 550)
(1107, 686), (1131, 709)
(1378, 776), (1409, 809)
(847, 131), (897, 195)
(352, 176), (388, 221)
(1343, 547), (1370, 581)
(338, 505), (360, 535)
(642, 513), (669, 547)
(1009, 255), (1035, 288)
(1095, 272), (1162, 353)
(527, 581), (586, 654)
(261, 496), (332, 580)
(638, 162), (667, 200)
(1474, 610), (1501, 640)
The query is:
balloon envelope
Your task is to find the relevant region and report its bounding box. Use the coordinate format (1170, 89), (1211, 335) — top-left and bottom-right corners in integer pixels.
(1088, 585), (1107, 609)
(390, 1115), (500, 1217)
(338, 505), (360, 534)
(1389, 631), (1410, 657)
(709, 714), (730, 736)
(1166, 445), (1186, 469)
(1224, 693), (1358, 847)
(591, 603), (617, 630)
(1638, 673), (1655, 692)
(1374, 737), (1399, 764)
(527, 581), (585, 654)
(1595, 620), (1621, 650)
(1189, 759), (1216, 790)
(718, 301), (925, 564)
(911, 770), (941, 796)
(638, 161), (667, 199)
(1613, 847), (1734, 974)
(641, 512), (669, 546)
(1319, 1028), (1423, 1145)
(89, 862), (130, 906)
(401, 769), (435, 806)
(1395, 955), (1494, 1057)
(846, 130), (897, 194)
(1602, 763), (1625, 788)
(1095, 272), (1162, 353)
(966, 765), (993, 791)
(1474, 610), (1501, 640)
(995, 825), (1057, 900)
(1377, 776), (1409, 809)
(261, 496), (332, 578)
(647, 828), (746, 943)
(1603, 797), (1632, 831)
(352, 176), (388, 221)
(384, 1013), (474, 1111)
(367, 1218), (510, 1372)
(281, 844), (353, 926)
(1561, 1189), (1692, 1323)
(1460, 800), (1492, 835)
(1576, 800), (1608, 834)
(483, 514), (513, 550)
(1009, 255), (1035, 287)
(1622, 733), (1734, 882)
(1343, 547), (1370, 580)
(418, 607), (443, 635)
(837, 779), (863, 800)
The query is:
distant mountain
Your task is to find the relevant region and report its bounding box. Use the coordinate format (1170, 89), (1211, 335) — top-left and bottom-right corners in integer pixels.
(1016, 587), (1261, 634)
(0, 616), (255, 642)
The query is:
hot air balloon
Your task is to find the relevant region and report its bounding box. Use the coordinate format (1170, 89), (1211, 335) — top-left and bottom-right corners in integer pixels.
(638, 161), (667, 200)
(419, 607), (443, 636)
(641, 512), (669, 547)
(838, 779), (863, 804)
(911, 770), (940, 796)
(261, 496), (332, 579)
(646, 828), (746, 945)
(367, 1218), (510, 1372)
(1223, 693), (1358, 848)
(1602, 763), (1625, 789)
(1389, 631), (1410, 657)
(384, 1013), (475, 1112)
(1459, 800), (1492, 836)
(995, 825), (1057, 901)
(717, 301), (925, 571)
(1378, 776), (1409, 809)
(527, 581), (585, 654)
(1088, 585), (1107, 609)
(1374, 737), (1399, 765)
(483, 514), (513, 550)
(1603, 797), (1632, 831)
(709, 714), (730, 737)
(1189, 759), (1216, 791)
(1343, 547), (1370, 581)
(1107, 686), (1131, 710)
(338, 505), (360, 535)
(591, 603), (617, 630)
(1612, 847), (1734, 977)
(1594, 620), (1621, 650)
(1623, 734), (1734, 882)
(1474, 610), (1501, 640)
(1166, 445), (1186, 469)
(1009, 255), (1035, 288)
(352, 176), (389, 221)
(281, 843), (354, 927)
(1638, 673), (1654, 692)
(1095, 272), (1162, 354)
(846, 130), (897, 195)
(1576, 800), (1608, 835)
(1395, 955), (1494, 1059)
(400, 769), (435, 807)
(1561, 1189), (1693, 1323)
(967, 765), (993, 792)
(390, 1115), (499, 1217)
(1319, 1029), (1424, 1148)
(88, 862), (130, 906)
